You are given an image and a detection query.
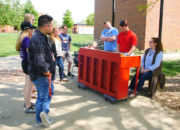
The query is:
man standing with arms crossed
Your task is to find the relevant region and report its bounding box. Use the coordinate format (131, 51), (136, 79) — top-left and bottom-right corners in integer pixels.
(116, 20), (137, 56)
(28, 15), (54, 127)
(100, 20), (119, 52)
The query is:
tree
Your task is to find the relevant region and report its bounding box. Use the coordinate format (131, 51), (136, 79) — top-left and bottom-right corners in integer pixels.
(0, 0), (12, 25)
(62, 10), (74, 28)
(137, 0), (160, 14)
(53, 20), (58, 26)
(86, 13), (94, 25)
(0, 0), (38, 30)
(138, 0), (164, 39)
(11, 0), (24, 30)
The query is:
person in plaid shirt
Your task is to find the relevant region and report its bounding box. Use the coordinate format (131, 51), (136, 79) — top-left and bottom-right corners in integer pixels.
(28, 15), (55, 128)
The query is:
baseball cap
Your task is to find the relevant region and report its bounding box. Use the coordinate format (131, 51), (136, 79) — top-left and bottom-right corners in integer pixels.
(21, 22), (37, 30)
(120, 20), (128, 26)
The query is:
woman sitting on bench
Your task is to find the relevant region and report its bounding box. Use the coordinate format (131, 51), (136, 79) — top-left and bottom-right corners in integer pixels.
(128, 37), (163, 98)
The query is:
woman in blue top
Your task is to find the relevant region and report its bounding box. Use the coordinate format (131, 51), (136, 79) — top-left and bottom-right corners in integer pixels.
(16, 22), (36, 113)
(128, 37), (163, 98)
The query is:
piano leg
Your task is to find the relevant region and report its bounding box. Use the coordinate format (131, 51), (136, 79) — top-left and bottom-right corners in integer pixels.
(134, 67), (140, 94)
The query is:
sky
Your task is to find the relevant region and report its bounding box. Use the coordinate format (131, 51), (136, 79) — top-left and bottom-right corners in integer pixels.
(21, 0), (95, 24)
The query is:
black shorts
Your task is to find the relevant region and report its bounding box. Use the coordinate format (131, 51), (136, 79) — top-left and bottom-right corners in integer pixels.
(21, 59), (28, 75)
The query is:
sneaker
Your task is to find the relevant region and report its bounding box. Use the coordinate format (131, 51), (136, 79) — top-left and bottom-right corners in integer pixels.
(128, 89), (133, 95)
(31, 102), (35, 107)
(25, 107), (36, 113)
(129, 93), (136, 98)
(67, 72), (75, 77)
(35, 122), (44, 127)
(24, 102), (35, 108)
(129, 92), (139, 98)
(40, 112), (51, 128)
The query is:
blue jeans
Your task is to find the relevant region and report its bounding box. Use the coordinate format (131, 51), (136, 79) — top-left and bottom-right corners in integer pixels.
(33, 77), (54, 123)
(129, 70), (153, 93)
(55, 57), (64, 80)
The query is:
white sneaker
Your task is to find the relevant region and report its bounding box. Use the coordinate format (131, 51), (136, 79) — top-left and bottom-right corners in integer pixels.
(40, 112), (51, 128)
(34, 122), (44, 127)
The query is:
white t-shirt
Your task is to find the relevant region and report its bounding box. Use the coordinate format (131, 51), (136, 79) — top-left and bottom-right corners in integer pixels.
(54, 38), (63, 57)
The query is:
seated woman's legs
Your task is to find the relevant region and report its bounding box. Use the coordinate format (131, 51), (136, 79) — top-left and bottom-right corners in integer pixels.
(129, 71), (142, 91)
(136, 71), (153, 93)
(129, 71), (153, 93)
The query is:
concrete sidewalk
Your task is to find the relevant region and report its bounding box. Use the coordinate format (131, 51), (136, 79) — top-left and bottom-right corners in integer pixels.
(136, 52), (180, 61)
(162, 53), (180, 61)
(0, 55), (180, 130)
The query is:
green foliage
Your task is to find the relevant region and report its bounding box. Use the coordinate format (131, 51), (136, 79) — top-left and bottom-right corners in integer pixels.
(0, 0), (12, 25)
(62, 10), (74, 28)
(0, 0), (38, 30)
(23, 0), (38, 27)
(86, 13), (94, 25)
(67, 28), (72, 34)
(11, 0), (24, 30)
(53, 20), (58, 26)
(137, 0), (160, 14)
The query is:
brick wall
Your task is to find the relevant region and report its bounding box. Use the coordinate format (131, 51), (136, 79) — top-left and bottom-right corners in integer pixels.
(94, 0), (180, 50)
(94, 0), (146, 50)
(115, 0), (147, 50)
(0, 25), (14, 33)
(94, 0), (113, 40)
(145, 0), (180, 50)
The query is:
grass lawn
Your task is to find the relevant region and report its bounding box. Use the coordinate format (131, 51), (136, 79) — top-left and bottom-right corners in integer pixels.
(0, 33), (93, 57)
(0, 33), (19, 57)
(0, 33), (180, 77)
(162, 60), (180, 77)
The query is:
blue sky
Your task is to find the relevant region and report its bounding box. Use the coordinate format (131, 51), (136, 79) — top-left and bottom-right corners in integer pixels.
(20, 0), (95, 24)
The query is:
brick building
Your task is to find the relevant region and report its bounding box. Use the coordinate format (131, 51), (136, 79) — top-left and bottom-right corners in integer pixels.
(72, 24), (94, 34)
(0, 25), (14, 33)
(94, 0), (180, 50)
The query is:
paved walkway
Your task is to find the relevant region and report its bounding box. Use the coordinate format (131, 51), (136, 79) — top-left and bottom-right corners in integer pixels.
(162, 53), (180, 61)
(136, 52), (180, 61)
(0, 55), (180, 130)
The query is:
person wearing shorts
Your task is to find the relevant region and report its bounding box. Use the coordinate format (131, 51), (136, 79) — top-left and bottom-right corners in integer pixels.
(16, 21), (36, 113)
(59, 25), (74, 77)
(24, 13), (37, 99)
